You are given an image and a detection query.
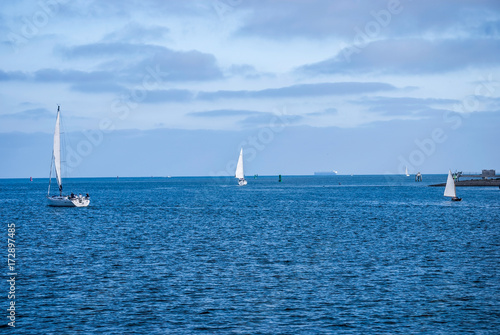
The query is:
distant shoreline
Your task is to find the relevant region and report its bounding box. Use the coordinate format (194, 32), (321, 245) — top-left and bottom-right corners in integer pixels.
(2, 174), (499, 181)
(429, 179), (500, 187)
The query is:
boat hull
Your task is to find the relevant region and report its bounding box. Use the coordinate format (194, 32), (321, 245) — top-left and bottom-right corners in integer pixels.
(47, 196), (90, 207)
(238, 179), (247, 186)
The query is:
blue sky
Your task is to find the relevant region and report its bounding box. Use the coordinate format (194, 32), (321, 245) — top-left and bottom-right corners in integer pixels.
(1, 0), (499, 177)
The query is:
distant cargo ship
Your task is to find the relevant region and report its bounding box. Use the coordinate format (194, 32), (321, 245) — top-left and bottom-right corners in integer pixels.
(314, 171), (338, 176)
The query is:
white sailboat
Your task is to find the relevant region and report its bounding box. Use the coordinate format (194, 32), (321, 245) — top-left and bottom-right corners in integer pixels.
(405, 166), (410, 176)
(235, 148), (247, 186)
(444, 170), (461, 201)
(47, 106), (90, 207)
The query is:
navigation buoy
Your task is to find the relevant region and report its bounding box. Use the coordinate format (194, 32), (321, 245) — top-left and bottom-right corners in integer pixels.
(278, 174), (282, 182)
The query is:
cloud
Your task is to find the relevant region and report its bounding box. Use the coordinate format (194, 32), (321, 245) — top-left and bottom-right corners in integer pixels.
(1, 68), (120, 87)
(142, 89), (194, 103)
(188, 109), (262, 118)
(353, 96), (460, 117)
(102, 22), (170, 43)
(61, 42), (223, 82)
(238, 112), (303, 128)
(236, 0), (500, 40)
(0, 108), (53, 120)
(198, 82), (396, 100)
(256, 82), (396, 97)
(134, 49), (223, 82)
(0, 70), (28, 81)
(2, 110), (500, 177)
(77, 1), (211, 19)
(63, 43), (223, 82)
(300, 39), (500, 75)
(34, 68), (113, 83)
(60, 42), (165, 59)
(355, 97), (459, 106)
(226, 64), (272, 79)
(236, 1), (381, 39)
(477, 20), (500, 37)
(36, 42), (224, 87)
(306, 108), (338, 117)
(70, 82), (126, 94)
(1, 0), (499, 139)
(477, 96), (500, 111)
(186, 109), (304, 129)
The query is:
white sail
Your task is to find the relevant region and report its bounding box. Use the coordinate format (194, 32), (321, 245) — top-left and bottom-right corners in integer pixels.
(235, 148), (245, 179)
(53, 107), (62, 192)
(405, 166), (409, 176)
(444, 170), (456, 198)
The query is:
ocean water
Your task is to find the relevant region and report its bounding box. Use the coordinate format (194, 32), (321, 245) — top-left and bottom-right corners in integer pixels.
(1, 175), (499, 334)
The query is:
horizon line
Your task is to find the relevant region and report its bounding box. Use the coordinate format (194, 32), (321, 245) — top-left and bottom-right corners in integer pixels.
(0, 173), (457, 180)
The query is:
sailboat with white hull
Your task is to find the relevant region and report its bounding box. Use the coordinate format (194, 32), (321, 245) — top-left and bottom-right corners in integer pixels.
(444, 170), (461, 202)
(47, 106), (90, 207)
(235, 148), (247, 186)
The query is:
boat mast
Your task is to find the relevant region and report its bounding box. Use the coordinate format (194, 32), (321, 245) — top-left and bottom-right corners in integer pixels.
(53, 105), (63, 196)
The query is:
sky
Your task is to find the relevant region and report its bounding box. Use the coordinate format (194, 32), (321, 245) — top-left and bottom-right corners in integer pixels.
(1, 0), (499, 177)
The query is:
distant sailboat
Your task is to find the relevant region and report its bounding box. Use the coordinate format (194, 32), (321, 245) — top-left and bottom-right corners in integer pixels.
(405, 166), (410, 176)
(444, 170), (461, 201)
(47, 106), (90, 207)
(235, 148), (247, 186)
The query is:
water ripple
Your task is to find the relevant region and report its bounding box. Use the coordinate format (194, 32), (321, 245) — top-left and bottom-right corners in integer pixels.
(1, 176), (498, 334)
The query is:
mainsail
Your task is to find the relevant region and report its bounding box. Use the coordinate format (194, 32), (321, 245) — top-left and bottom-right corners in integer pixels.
(235, 148), (244, 179)
(444, 170), (456, 198)
(53, 107), (62, 192)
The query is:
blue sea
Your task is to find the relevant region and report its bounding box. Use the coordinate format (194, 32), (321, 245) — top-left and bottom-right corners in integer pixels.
(1, 175), (499, 334)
